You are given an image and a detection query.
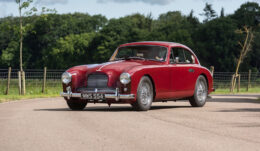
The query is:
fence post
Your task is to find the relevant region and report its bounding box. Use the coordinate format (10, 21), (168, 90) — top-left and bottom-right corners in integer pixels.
(230, 74), (235, 92)
(5, 67), (11, 95)
(210, 66), (214, 76)
(247, 69), (251, 91)
(42, 67), (47, 93)
(237, 74), (240, 92)
(22, 71), (26, 95)
(18, 71), (22, 95)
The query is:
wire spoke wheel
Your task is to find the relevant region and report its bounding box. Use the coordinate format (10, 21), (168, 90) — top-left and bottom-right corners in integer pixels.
(196, 80), (207, 103)
(140, 82), (152, 105)
(189, 75), (208, 107)
(132, 76), (153, 111)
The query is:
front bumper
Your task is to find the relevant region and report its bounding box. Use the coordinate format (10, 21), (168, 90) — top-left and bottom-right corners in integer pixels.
(60, 87), (135, 101)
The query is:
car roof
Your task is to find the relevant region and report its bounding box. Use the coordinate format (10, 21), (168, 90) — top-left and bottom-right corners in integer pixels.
(119, 41), (190, 49)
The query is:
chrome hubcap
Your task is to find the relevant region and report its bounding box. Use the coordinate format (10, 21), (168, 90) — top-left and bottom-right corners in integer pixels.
(197, 80), (207, 103)
(140, 83), (152, 105)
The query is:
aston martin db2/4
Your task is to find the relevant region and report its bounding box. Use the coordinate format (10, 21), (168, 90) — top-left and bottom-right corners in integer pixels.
(61, 41), (214, 111)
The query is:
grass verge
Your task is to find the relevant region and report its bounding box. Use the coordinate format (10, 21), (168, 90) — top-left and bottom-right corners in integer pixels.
(212, 87), (260, 94)
(0, 83), (62, 103)
(0, 94), (60, 103)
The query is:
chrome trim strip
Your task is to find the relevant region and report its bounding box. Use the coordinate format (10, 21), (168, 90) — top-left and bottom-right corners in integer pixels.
(60, 87), (135, 101)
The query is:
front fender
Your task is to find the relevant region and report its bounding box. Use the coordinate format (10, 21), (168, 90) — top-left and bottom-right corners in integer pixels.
(63, 65), (89, 92)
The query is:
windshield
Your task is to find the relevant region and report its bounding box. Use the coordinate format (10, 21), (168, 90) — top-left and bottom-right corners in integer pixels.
(112, 45), (168, 62)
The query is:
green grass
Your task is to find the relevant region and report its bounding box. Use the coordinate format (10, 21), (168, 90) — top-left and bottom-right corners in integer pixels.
(0, 79), (62, 103)
(212, 87), (260, 94)
(0, 79), (259, 103)
(0, 86), (61, 103)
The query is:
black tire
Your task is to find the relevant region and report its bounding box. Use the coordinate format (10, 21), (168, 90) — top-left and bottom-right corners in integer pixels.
(132, 76), (154, 111)
(189, 75), (208, 107)
(66, 98), (87, 110)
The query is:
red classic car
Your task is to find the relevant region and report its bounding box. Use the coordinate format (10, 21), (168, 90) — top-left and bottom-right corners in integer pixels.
(61, 41), (214, 111)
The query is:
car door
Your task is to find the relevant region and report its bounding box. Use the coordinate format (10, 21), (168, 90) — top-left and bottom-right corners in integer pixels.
(170, 47), (197, 98)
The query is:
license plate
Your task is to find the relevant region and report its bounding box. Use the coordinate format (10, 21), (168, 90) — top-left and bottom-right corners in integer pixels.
(81, 93), (105, 100)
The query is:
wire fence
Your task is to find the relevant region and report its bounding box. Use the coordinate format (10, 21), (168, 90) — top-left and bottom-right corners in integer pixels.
(0, 69), (64, 95)
(0, 69), (259, 95)
(213, 72), (260, 89)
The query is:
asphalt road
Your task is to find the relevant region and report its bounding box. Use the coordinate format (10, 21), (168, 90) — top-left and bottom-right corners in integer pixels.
(0, 95), (260, 151)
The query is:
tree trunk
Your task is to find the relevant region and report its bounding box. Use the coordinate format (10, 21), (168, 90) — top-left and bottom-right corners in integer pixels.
(19, 1), (25, 95)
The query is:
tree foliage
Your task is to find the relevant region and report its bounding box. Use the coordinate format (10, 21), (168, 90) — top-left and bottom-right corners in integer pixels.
(0, 2), (260, 72)
(200, 3), (217, 22)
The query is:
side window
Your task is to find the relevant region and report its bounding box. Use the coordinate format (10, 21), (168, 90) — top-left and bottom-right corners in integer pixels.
(182, 48), (194, 64)
(170, 49), (174, 63)
(170, 47), (194, 64)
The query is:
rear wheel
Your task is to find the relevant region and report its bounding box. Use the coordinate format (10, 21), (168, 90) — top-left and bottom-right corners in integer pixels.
(132, 76), (154, 111)
(189, 75), (208, 107)
(66, 98), (87, 110)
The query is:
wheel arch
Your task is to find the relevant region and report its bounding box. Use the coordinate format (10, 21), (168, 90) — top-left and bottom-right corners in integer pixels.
(200, 73), (209, 90)
(144, 74), (156, 99)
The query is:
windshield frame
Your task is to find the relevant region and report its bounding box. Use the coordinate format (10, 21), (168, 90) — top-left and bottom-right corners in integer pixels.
(110, 45), (169, 62)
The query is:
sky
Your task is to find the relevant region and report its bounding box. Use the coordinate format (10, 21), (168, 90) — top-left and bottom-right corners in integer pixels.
(0, 0), (259, 21)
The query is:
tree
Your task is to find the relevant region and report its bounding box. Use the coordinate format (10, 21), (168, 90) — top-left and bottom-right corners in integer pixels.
(231, 26), (254, 92)
(220, 8), (225, 18)
(194, 17), (239, 71)
(231, 2), (260, 72)
(200, 3), (217, 22)
(150, 11), (194, 48)
(49, 33), (96, 69)
(0, 17), (20, 68)
(232, 2), (260, 28)
(15, 0), (55, 94)
(16, 0), (35, 95)
(92, 14), (151, 62)
(0, 2), (259, 73)
(187, 10), (200, 26)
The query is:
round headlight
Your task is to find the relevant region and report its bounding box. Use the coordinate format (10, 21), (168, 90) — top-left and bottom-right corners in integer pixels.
(120, 72), (131, 85)
(62, 72), (72, 84)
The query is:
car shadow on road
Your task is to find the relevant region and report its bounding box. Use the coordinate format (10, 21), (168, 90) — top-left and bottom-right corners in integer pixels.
(209, 98), (260, 104)
(217, 108), (260, 112)
(209, 97), (260, 112)
(34, 105), (191, 112)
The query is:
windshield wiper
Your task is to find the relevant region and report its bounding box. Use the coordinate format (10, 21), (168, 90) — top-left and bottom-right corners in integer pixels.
(127, 56), (145, 60)
(146, 58), (164, 62)
(114, 56), (145, 61)
(113, 58), (124, 61)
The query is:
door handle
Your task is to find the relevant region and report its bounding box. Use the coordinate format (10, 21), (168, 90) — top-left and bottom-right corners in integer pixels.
(188, 69), (194, 73)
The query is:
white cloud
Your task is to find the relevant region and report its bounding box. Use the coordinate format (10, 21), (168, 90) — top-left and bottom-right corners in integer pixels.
(97, 0), (175, 5)
(0, 0), (13, 2)
(36, 0), (68, 5)
(0, 3), (7, 18)
(97, 0), (260, 5)
(0, 0), (68, 5)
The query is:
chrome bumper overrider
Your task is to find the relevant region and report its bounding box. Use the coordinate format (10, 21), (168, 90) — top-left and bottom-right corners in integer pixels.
(60, 87), (135, 101)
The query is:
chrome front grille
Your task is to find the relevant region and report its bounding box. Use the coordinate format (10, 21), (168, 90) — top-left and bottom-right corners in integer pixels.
(87, 73), (108, 88)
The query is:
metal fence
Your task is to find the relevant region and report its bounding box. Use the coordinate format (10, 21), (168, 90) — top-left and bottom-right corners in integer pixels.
(0, 69), (64, 95)
(0, 69), (259, 95)
(213, 72), (260, 89)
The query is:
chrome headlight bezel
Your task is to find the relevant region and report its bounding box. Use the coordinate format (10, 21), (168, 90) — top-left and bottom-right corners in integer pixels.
(120, 72), (131, 85)
(62, 72), (72, 84)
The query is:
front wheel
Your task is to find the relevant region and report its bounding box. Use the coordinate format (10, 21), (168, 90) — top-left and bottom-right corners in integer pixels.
(132, 76), (154, 111)
(66, 98), (87, 110)
(189, 75), (208, 107)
